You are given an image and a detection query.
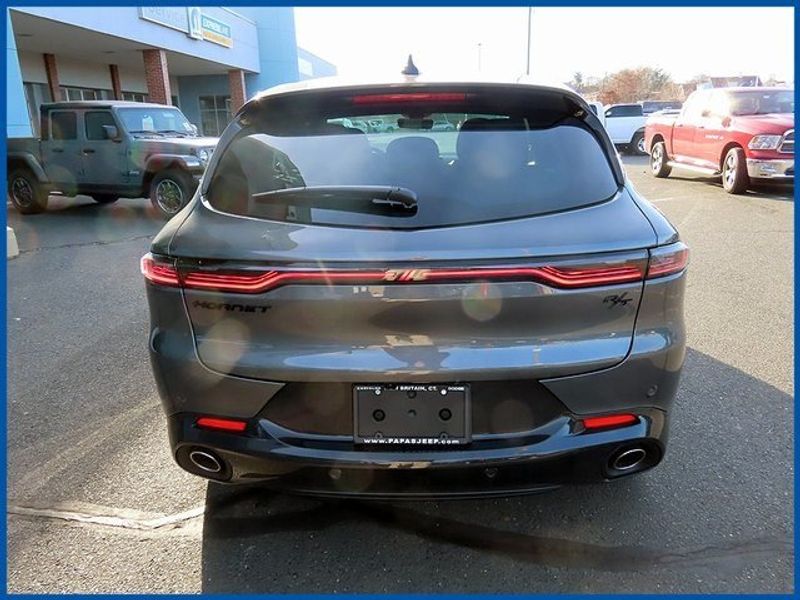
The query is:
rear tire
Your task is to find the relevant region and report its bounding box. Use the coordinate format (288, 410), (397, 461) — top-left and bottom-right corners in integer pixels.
(7, 167), (48, 214)
(650, 141), (672, 178)
(91, 194), (118, 204)
(149, 169), (194, 218)
(630, 132), (647, 156)
(722, 147), (749, 194)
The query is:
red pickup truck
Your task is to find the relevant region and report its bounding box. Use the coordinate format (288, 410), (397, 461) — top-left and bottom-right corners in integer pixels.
(644, 87), (793, 193)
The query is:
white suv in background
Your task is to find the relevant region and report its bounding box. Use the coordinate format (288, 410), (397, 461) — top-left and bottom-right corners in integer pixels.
(588, 102), (648, 155)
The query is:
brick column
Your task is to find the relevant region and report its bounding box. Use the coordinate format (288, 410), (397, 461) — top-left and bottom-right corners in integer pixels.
(109, 64), (122, 100)
(142, 49), (172, 105)
(228, 69), (247, 112)
(43, 53), (62, 101)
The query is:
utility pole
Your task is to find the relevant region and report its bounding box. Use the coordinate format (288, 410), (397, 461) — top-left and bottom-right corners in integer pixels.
(526, 7), (532, 76)
(477, 42), (482, 72)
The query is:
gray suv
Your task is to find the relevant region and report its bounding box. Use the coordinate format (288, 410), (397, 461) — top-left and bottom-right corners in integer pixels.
(143, 79), (688, 498)
(7, 101), (218, 217)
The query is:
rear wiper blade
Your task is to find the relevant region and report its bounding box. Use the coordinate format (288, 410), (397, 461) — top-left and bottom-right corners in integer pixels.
(252, 185), (418, 217)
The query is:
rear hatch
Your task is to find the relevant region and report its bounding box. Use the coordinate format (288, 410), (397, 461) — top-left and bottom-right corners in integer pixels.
(165, 83), (659, 382)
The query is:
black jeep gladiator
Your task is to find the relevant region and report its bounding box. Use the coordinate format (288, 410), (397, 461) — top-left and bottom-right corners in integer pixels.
(7, 101), (218, 217)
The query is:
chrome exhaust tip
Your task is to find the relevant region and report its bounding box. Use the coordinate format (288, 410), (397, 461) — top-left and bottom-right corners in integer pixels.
(611, 447), (647, 472)
(188, 449), (223, 474)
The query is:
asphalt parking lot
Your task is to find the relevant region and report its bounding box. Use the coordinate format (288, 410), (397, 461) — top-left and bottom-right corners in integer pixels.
(6, 156), (794, 593)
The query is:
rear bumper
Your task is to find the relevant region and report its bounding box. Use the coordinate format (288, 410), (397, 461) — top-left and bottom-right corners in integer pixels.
(168, 409), (667, 498)
(746, 158), (794, 180)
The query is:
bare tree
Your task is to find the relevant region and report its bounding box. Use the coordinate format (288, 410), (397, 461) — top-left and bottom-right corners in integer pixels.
(569, 71), (585, 93)
(597, 67), (680, 104)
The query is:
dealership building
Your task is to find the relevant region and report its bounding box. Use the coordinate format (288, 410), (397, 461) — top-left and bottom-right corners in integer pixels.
(6, 7), (336, 138)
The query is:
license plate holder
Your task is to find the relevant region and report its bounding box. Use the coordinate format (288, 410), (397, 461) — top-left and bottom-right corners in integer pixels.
(353, 384), (471, 446)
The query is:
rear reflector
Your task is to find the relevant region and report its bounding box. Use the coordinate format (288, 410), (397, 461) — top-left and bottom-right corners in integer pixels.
(581, 413), (638, 431)
(141, 253), (179, 287)
(351, 92), (466, 105)
(196, 416), (248, 433)
(647, 243), (689, 279)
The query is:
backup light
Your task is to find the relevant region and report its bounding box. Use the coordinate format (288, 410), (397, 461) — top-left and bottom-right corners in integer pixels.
(647, 243), (689, 279)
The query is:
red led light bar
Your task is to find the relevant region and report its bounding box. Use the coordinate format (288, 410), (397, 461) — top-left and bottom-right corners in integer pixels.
(351, 92), (467, 105)
(581, 414), (638, 431)
(140, 253), (180, 287)
(196, 416), (248, 433)
(178, 263), (646, 294)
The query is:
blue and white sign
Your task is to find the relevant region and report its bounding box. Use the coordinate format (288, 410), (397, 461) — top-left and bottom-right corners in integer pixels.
(138, 7), (232, 48)
(187, 7), (203, 40)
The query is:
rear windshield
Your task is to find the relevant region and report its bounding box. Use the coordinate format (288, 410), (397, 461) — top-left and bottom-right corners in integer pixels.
(206, 91), (619, 229)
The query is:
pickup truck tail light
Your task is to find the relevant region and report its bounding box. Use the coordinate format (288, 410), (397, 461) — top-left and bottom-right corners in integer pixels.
(647, 242), (689, 279)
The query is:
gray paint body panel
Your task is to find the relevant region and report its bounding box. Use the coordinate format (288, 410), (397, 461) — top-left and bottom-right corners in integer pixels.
(167, 188), (657, 262)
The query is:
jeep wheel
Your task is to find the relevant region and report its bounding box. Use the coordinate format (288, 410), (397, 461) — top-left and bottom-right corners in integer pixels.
(650, 141), (672, 178)
(91, 194), (119, 204)
(722, 147), (749, 194)
(150, 169), (194, 217)
(8, 168), (48, 214)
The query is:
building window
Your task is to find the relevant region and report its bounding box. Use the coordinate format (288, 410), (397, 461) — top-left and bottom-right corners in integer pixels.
(198, 95), (231, 136)
(23, 82), (52, 136)
(61, 86), (112, 101)
(121, 91), (148, 103)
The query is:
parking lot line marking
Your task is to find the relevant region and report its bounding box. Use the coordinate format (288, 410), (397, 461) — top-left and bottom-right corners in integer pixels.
(7, 503), (204, 531)
(650, 196), (682, 203)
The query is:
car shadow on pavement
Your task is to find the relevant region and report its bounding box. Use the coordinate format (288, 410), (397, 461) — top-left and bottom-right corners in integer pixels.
(199, 347), (793, 593)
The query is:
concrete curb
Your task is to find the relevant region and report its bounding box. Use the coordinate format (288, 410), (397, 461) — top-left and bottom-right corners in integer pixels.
(7, 226), (19, 259)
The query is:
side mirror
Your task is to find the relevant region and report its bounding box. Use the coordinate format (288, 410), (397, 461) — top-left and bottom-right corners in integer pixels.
(189, 124), (199, 136)
(102, 125), (120, 140)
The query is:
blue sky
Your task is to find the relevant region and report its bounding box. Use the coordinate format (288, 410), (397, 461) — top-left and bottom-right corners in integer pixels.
(295, 7), (794, 84)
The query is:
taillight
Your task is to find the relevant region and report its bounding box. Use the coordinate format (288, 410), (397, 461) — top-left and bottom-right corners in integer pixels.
(647, 242), (689, 279)
(141, 258), (648, 294)
(580, 413), (638, 431)
(196, 416), (248, 433)
(178, 263), (645, 294)
(140, 253), (179, 287)
(351, 92), (467, 105)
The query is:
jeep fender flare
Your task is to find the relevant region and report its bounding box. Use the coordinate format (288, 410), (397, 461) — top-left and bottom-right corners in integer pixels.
(144, 153), (203, 176)
(7, 152), (48, 182)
